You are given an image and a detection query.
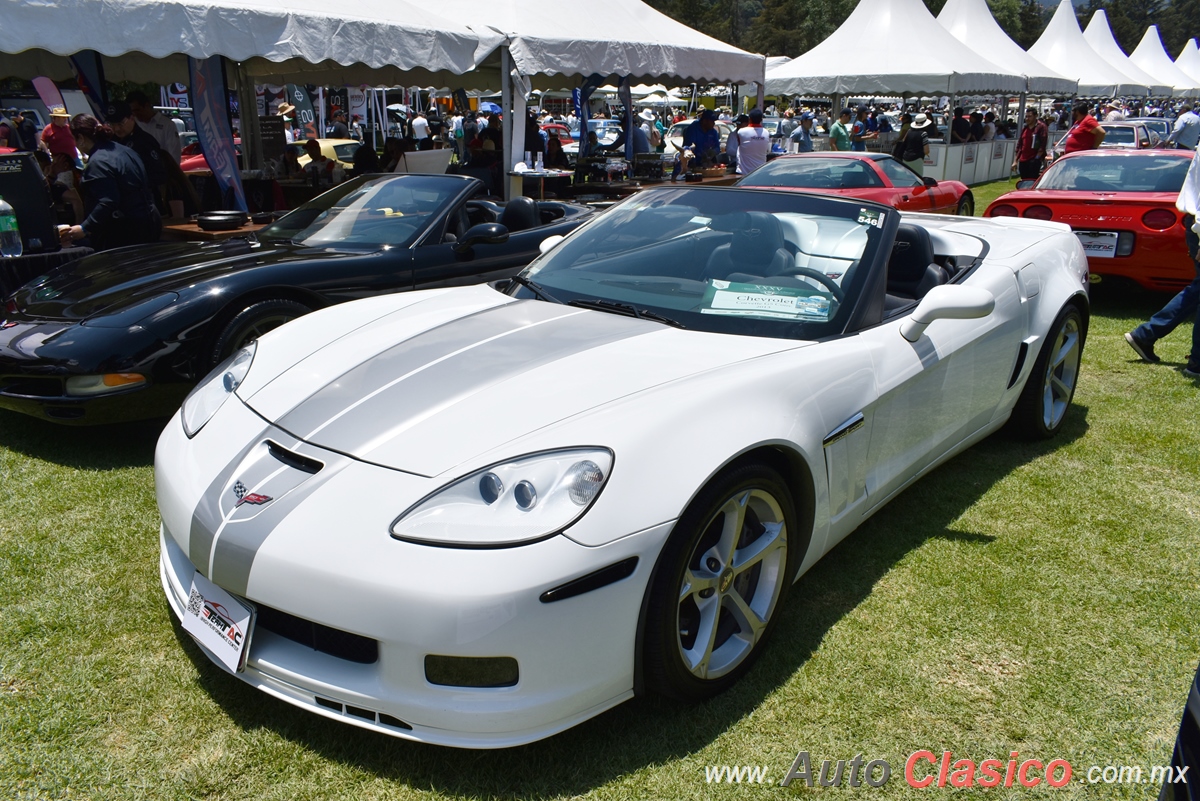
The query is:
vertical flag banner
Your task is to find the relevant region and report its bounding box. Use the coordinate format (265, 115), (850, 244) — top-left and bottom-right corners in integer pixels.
(69, 50), (109, 117)
(285, 84), (318, 139)
(188, 56), (246, 212)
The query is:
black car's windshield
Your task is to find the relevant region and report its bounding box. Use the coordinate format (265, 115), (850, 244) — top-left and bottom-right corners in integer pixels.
(1037, 153), (1189, 192)
(258, 175), (462, 248)
(736, 157), (885, 190)
(514, 187), (888, 340)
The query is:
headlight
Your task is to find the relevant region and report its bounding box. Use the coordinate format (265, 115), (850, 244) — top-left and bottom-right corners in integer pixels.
(390, 448), (614, 547)
(180, 343), (255, 438)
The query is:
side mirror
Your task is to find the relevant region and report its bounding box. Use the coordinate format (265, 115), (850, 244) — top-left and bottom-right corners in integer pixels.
(899, 285), (995, 342)
(922, 177), (938, 188)
(539, 234), (565, 255)
(1015, 180), (1035, 190)
(453, 222), (509, 255)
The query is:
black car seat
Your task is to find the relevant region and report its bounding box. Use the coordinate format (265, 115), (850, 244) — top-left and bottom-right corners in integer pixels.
(498, 196), (540, 233)
(704, 211), (792, 280)
(885, 223), (946, 311)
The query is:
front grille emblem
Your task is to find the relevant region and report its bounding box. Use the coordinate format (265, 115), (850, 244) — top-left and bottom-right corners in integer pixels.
(232, 480), (272, 507)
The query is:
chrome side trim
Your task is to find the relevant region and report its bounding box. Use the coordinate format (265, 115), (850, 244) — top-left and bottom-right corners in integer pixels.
(823, 412), (865, 447)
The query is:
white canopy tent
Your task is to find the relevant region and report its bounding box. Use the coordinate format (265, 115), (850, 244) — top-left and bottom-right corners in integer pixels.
(936, 0), (1075, 95)
(1082, 10), (1170, 96)
(1177, 39), (1200, 85)
(429, 0), (765, 90)
(1129, 27), (1200, 98)
(765, 0), (1024, 96)
(1028, 0), (1147, 97)
(0, 0), (504, 87)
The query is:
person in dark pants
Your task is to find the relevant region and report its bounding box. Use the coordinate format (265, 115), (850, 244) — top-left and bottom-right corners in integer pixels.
(58, 114), (161, 252)
(106, 100), (167, 213)
(1013, 108), (1048, 180)
(1125, 148), (1200, 377)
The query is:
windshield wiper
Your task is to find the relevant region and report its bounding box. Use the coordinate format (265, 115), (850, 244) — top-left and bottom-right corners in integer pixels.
(509, 275), (564, 304)
(568, 298), (685, 329)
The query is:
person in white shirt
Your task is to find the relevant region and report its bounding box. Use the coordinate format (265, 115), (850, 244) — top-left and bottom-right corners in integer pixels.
(1124, 147), (1200, 377)
(278, 104), (297, 143)
(1103, 101), (1126, 122)
(735, 108), (771, 175)
(126, 90), (181, 163)
(1167, 104), (1200, 150)
(409, 112), (430, 149)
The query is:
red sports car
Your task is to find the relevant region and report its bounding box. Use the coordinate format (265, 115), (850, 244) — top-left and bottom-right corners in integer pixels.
(735, 152), (974, 216)
(984, 149), (1193, 292)
(541, 123), (574, 145)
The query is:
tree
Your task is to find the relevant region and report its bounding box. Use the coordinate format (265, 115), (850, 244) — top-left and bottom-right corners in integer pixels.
(989, 0), (1024, 43)
(1016, 0), (1046, 50)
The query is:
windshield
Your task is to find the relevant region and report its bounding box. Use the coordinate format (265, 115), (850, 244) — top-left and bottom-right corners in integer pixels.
(736, 157), (885, 190)
(258, 174), (461, 248)
(333, 143), (360, 161)
(514, 187), (887, 340)
(1101, 125), (1138, 145)
(1037, 154), (1189, 192)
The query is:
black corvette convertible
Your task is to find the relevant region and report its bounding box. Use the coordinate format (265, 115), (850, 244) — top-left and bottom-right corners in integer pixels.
(0, 173), (594, 424)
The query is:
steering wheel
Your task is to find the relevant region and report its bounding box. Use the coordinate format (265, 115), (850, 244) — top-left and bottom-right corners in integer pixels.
(781, 266), (844, 301)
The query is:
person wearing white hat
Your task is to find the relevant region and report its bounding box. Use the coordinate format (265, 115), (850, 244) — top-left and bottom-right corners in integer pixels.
(277, 103), (298, 143)
(899, 113), (933, 177)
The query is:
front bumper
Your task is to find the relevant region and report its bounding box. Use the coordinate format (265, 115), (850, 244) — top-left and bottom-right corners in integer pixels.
(155, 397), (673, 748)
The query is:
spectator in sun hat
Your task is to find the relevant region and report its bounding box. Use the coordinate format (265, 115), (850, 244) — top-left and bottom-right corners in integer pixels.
(276, 103), (298, 143)
(41, 105), (80, 166)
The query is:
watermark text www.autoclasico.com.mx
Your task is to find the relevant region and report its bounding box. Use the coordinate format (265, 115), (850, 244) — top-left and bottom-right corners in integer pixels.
(703, 751), (1189, 788)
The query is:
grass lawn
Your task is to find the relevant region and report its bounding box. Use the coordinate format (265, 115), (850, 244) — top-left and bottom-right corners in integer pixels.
(2, 257), (1199, 798)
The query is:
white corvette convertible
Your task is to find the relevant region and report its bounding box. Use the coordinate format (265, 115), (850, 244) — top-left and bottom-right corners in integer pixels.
(156, 186), (1089, 748)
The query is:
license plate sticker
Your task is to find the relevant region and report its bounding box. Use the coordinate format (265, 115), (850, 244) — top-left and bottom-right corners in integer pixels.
(182, 572), (255, 672)
(1075, 231), (1119, 258)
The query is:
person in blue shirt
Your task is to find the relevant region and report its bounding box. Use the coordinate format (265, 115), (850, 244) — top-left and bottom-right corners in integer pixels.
(850, 106), (877, 152)
(789, 112), (815, 152)
(599, 123), (651, 155)
(682, 109), (722, 166)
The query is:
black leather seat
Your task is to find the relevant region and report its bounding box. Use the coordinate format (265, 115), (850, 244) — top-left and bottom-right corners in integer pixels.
(498, 196), (539, 233)
(885, 223), (946, 310)
(704, 211), (792, 280)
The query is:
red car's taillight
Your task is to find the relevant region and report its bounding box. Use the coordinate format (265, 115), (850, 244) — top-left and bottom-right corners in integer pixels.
(989, 204), (1018, 217)
(1142, 209), (1177, 230)
(1023, 205), (1053, 221)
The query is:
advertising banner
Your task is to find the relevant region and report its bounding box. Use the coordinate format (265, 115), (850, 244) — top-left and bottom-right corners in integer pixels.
(188, 56), (246, 212)
(69, 50), (108, 117)
(285, 84), (318, 140)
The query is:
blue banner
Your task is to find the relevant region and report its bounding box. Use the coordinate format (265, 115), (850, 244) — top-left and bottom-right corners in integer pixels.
(69, 50), (108, 118)
(188, 56), (246, 212)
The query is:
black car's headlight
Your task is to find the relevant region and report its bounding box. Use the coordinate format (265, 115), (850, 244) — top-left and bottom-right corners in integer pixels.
(180, 343), (255, 438)
(390, 448), (613, 547)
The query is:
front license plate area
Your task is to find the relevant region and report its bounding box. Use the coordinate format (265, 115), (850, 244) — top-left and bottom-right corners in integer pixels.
(182, 572), (256, 672)
(1076, 230), (1119, 258)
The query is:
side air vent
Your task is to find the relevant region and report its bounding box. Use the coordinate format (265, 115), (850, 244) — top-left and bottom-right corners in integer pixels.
(267, 440), (323, 474)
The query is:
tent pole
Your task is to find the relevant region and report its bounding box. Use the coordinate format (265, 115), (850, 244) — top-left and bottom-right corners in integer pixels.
(755, 82), (764, 112)
(232, 60), (263, 170)
(501, 45), (515, 201)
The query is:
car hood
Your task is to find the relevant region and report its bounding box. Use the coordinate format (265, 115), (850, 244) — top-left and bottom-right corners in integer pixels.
(241, 285), (803, 477)
(11, 239), (328, 322)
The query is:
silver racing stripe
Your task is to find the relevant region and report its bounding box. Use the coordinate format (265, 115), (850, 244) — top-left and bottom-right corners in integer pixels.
(275, 300), (657, 462)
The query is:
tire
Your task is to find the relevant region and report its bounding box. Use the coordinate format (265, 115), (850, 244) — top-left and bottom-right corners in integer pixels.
(956, 193), (974, 217)
(643, 462), (799, 702)
(1010, 304), (1085, 439)
(209, 299), (311, 368)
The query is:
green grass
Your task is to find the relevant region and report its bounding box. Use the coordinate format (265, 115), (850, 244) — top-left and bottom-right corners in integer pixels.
(2, 281), (1199, 799)
(969, 178), (1022, 216)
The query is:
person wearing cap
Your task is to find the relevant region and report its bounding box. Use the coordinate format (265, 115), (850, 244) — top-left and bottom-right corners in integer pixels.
(735, 108), (771, 176)
(899, 113), (933, 177)
(126, 90), (181, 164)
(829, 108), (853, 152)
(1013, 108), (1048, 180)
(328, 109), (350, 140)
(1, 107), (39, 152)
(41, 106), (79, 165)
(105, 99), (167, 213)
(850, 106), (877, 152)
(789, 112), (815, 152)
(58, 113), (160, 251)
(276, 103), (298, 143)
(1166, 104), (1199, 151)
(682, 109), (721, 166)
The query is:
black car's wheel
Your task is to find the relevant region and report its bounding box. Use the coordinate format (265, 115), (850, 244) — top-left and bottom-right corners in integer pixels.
(643, 462), (799, 702)
(210, 299), (311, 367)
(1010, 304), (1085, 439)
(956, 193), (974, 217)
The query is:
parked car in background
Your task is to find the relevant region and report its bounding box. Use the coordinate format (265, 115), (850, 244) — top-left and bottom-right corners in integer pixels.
(984, 149), (1194, 291)
(1125, 116), (1171, 143)
(662, 119), (735, 155)
(541, 123), (574, 145)
(0, 174), (594, 424)
(294, 138), (360, 169)
(736, 152), (974, 216)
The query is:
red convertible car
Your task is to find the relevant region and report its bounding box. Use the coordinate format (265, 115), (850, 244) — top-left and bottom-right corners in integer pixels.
(735, 153), (975, 216)
(984, 149), (1193, 292)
